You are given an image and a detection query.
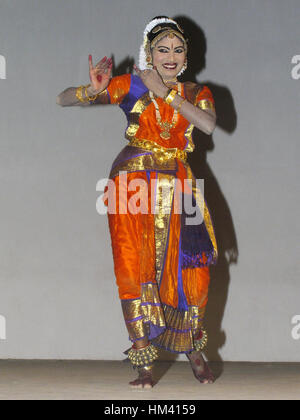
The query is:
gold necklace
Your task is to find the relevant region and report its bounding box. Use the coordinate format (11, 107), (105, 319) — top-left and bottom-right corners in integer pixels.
(149, 82), (182, 140)
(163, 77), (178, 84)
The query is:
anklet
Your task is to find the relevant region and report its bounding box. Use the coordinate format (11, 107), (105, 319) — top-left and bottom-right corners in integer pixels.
(193, 328), (208, 351)
(127, 343), (159, 368)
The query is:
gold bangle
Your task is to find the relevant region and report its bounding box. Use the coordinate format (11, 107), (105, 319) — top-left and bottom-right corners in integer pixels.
(84, 85), (100, 101)
(76, 84), (101, 103)
(176, 98), (186, 113)
(164, 89), (177, 105)
(163, 88), (172, 101)
(197, 99), (215, 110)
(75, 85), (85, 102)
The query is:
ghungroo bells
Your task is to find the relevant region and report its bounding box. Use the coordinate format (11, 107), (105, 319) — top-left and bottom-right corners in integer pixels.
(127, 343), (159, 368)
(193, 328), (208, 351)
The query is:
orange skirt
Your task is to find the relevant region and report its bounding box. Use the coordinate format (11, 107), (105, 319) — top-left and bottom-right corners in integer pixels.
(105, 161), (214, 353)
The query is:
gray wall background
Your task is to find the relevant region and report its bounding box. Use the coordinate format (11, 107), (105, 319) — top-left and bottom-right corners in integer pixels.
(0, 0), (299, 361)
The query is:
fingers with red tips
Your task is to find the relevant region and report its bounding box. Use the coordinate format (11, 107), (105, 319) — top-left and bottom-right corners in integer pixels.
(88, 55), (93, 69)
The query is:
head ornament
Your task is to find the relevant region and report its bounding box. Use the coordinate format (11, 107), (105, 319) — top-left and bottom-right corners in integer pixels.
(138, 16), (188, 76)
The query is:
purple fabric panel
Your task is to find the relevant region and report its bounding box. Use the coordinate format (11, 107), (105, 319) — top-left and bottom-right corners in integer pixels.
(140, 302), (162, 307)
(146, 169), (151, 184)
(177, 233), (188, 311)
(181, 192), (216, 268)
(119, 74), (148, 120)
(167, 326), (190, 333)
(129, 335), (147, 343)
(182, 249), (216, 268)
(125, 315), (144, 323)
(106, 89), (111, 103)
(128, 323), (165, 343)
(110, 145), (151, 171)
(148, 323), (166, 341)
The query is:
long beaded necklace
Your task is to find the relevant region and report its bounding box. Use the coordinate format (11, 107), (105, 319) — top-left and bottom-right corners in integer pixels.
(149, 82), (182, 140)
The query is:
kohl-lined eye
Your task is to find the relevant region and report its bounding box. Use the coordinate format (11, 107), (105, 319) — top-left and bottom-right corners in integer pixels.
(157, 48), (184, 54)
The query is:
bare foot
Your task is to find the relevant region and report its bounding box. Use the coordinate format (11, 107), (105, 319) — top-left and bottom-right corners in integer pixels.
(129, 368), (154, 389)
(186, 351), (214, 384)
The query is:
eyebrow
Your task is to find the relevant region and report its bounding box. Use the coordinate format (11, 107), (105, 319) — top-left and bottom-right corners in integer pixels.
(156, 45), (184, 49)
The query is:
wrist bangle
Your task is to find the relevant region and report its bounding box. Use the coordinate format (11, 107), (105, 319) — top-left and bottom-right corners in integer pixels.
(163, 88), (172, 101)
(164, 89), (177, 105)
(176, 98), (186, 114)
(197, 99), (215, 110)
(85, 84), (101, 101)
(76, 85), (86, 102)
(76, 84), (102, 103)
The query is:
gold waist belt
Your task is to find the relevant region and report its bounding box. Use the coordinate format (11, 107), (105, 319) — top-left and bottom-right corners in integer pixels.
(129, 138), (187, 163)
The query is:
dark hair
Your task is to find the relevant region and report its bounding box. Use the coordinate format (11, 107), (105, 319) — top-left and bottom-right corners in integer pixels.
(147, 16), (186, 44)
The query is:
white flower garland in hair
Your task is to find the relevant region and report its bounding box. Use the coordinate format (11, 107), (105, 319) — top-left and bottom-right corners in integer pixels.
(138, 17), (186, 76)
(143, 17), (177, 39)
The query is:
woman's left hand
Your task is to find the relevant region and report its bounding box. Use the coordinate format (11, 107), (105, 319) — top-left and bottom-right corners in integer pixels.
(133, 65), (169, 98)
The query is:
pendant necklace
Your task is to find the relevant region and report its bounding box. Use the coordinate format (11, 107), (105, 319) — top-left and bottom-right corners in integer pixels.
(149, 82), (182, 140)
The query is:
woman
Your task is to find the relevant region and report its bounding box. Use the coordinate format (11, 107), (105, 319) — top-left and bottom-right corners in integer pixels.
(57, 16), (218, 389)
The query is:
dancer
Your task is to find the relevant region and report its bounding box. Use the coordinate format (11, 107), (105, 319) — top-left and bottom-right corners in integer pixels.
(57, 16), (218, 388)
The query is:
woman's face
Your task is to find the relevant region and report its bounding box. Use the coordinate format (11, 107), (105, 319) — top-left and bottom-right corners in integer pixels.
(151, 34), (186, 80)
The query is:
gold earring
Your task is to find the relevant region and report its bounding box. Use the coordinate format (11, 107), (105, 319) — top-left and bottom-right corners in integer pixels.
(146, 55), (153, 68)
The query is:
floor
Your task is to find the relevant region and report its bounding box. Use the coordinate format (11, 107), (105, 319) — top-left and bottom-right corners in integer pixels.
(0, 360), (299, 400)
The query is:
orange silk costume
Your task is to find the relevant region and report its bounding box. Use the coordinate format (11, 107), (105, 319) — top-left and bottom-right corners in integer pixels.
(94, 73), (218, 353)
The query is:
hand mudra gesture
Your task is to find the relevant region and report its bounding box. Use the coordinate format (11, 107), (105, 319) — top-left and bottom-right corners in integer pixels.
(89, 55), (113, 93)
(133, 64), (168, 98)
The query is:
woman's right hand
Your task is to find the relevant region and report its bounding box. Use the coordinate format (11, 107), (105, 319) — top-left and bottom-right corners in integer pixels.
(88, 55), (113, 93)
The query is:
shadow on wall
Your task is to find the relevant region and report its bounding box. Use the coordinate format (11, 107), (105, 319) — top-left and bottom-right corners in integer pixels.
(115, 16), (239, 377)
(175, 16), (239, 374)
